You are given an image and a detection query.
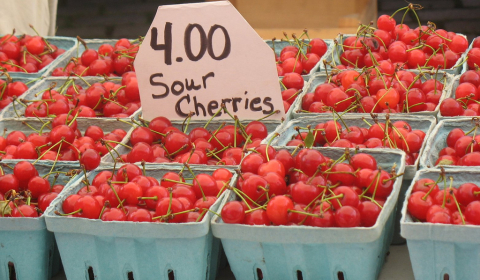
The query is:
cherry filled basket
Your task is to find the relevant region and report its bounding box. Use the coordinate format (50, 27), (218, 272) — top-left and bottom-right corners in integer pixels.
(325, 33), (468, 75)
(265, 38), (334, 79)
(290, 71), (455, 119)
(3, 36), (77, 79)
(0, 163), (79, 280)
(0, 76), (142, 120)
(211, 147), (405, 280)
(267, 114), (435, 179)
(100, 118), (282, 167)
(44, 164), (235, 280)
(0, 118), (132, 168)
(419, 117), (480, 170)
(0, 76), (41, 115)
(401, 168), (480, 280)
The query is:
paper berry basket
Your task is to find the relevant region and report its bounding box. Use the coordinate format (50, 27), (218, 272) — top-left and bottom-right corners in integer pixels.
(6, 36), (77, 79)
(211, 147), (405, 280)
(264, 38), (335, 79)
(400, 168), (480, 280)
(0, 162), (80, 280)
(44, 164), (235, 280)
(266, 114), (436, 245)
(0, 76), (43, 113)
(322, 33), (468, 75)
(267, 114), (436, 180)
(0, 76), (142, 120)
(44, 38), (135, 77)
(419, 117), (478, 170)
(290, 71), (455, 119)
(0, 117), (132, 168)
(100, 118), (283, 168)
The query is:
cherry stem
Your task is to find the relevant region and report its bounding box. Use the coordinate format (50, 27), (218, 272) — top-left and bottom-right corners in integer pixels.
(383, 172), (404, 183)
(203, 106), (223, 129)
(33, 139), (63, 165)
(184, 164), (206, 201)
(0, 29), (15, 47)
(162, 178), (192, 186)
(108, 182), (127, 214)
(55, 209), (82, 216)
(76, 36), (88, 50)
(256, 110), (280, 122)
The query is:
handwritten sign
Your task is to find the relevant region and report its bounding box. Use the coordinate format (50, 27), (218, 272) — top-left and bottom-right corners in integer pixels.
(135, 1), (285, 121)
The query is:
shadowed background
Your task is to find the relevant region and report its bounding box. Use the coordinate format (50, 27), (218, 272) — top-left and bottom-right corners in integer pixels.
(55, 0), (480, 41)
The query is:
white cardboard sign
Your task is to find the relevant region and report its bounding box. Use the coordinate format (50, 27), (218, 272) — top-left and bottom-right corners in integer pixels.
(135, 1), (285, 121)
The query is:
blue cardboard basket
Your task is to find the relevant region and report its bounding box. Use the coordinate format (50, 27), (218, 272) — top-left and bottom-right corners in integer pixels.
(212, 148), (406, 280)
(100, 119), (283, 168)
(419, 117), (477, 170)
(0, 117), (132, 168)
(266, 114), (436, 180)
(0, 76), (141, 120)
(401, 168), (480, 280)
(436, 75), (471, 120)
(45, 38), (135, 77)
(0, 76), (42, 114)
(264, 38), (334, 80)
(264, 114), (436, 246)
(6, 36), (77, 79)
(44, 164), (234, 280)
(290, 71), (455, 119)
(0, 163), (80, 280)
(325, 33), (468, 75)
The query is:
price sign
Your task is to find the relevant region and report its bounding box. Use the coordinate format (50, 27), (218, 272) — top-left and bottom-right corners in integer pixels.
(135, 1), (285, 121)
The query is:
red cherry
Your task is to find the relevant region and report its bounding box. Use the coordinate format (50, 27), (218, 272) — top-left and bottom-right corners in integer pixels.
(127, 208), (152, 222)
(266, 195), (294, 225)
(377, 15), (396, 32)
(221, 201), (245, 224)
(350, 153), (377, 170)
(155, 197), (186, 223)
(38, 192), (58, 212)
(282, 73), (304, 89)
(73, 195), (102, 219)
(0, 174), (20, 194)
(12, 205), (38, 218)
(192, 174), (218, 198)
(408, 191), (433, 221)
(116, 164), (142, 182)
(27, 176), (51, 199)
(335, 206), (361, 227)
(358, 201), (381, 227)
(101, 208), (127, 221)
(465, 201), (480, 225)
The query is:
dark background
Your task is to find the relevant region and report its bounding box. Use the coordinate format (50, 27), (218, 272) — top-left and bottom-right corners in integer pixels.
(55, 0), (480, 41)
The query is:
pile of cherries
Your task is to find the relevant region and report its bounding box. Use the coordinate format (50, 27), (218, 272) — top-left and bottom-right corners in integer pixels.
(221, 148), (399, 227)
(113, 114), (270, 166)
(281, 72), (305, 112)
(58, 164), (233, 223)
(331, 5), (468, 71)
(0, 31), (66, 73)
(439, 69), (480, 117)
(285, 117), (426, 165)
(274, 36), (328, 76)
(14, 71), (139, 118)
(0, 75), (29, 109)
(407, 173), (480, 225)
(0, 161), (71, 217)
(0, 115), (127, 170)
(52, 37), (139, 77)
(435, 123), (480, 167)
(300, 69), (445, 114)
